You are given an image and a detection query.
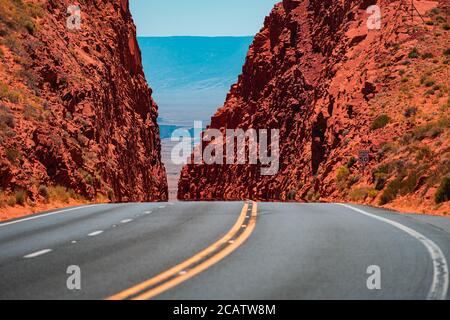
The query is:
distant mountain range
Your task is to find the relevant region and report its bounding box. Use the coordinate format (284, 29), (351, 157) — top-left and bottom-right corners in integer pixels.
(138, 36), (253, 126)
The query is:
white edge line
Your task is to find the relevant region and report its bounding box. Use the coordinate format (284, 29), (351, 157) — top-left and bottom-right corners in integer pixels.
(120, 219), (133, 224)
(339, 204), (449, 300)
(0, 205), (103, 228)
(24, 249), (52, 259)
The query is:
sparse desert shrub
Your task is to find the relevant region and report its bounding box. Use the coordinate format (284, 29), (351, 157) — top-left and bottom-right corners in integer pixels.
(0, 81), (20, 103)
(429, 8), (440, 15)
(107, 188), (114, 202)
(23, 104), (39, 120)
(7, 197), (16, 206)
(422, 52), (433, 59)
(48, 186), (72, 203)
(379, 170), (422, 205)
(0, 105), (15, 128)
(336, 166), (350, 182)
(347, 175), (360, 188)
(336, 166), (350, 190)
(0, 189), (6, 208)
(24, 20), (34, 34)
(5, 148), (21, 164)
(0, 0), (43, 32)
(435, 178), (450, 204)
(14, 190), (26, 206)
(371, 115), (390, 130)
(372, 164), (390, 190)
(372, 164), (390, 178)
(346, 157), (357, 169)
(420, 74), (429, 85)
(390, 43), (400, 51)
(415, 147), (432, 161)
(379, 178), (403, 205)
(443, 24), (450, 31)
(0, 47), (4, 58)
(67, 188), (78, 199)
(441, 98), (450, 112)
(374, 174), (387, 191)
(444, 48), (450, 56)
(79, 169), (94, 186)
(85, 174), (93, 185)
(306, 189), (320, 202)
(1, 36), (22, 55)
(286, 189), (297, 201)
(38, 185), (49, 202)
(0, 82), (9, 100)
(377, 142), (396, 160)
(17, 68), (38, 92)
(349, 187), (378, 202)
(424, 79), (436, 87)
(399, 172), (419, 196)
(408, 47), (420, 59)
(412, 117), (449, 140)
(404, 107), (418, 118)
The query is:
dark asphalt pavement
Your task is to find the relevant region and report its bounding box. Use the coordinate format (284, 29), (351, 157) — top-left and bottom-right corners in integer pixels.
(0, 202), (448, 300)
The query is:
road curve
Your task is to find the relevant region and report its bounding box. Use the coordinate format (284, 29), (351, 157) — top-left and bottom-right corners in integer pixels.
(0, 202), (449, 300)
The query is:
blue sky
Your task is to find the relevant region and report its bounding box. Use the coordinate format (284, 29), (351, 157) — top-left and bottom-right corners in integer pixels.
(130, 0), (279, 36)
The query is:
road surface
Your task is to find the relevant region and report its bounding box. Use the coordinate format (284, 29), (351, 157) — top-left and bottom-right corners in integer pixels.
(0, 201), (449, 300)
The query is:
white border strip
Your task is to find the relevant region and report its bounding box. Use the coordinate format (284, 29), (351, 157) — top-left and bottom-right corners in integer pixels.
(340, 204), (449, 300)
(0, 205), (102, 228)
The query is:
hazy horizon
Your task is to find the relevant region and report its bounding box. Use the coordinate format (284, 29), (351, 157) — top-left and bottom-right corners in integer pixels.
(137, 36), (253, 127)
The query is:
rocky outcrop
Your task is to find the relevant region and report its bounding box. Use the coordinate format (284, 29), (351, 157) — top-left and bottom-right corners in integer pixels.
(0, 0), (167, 203)
(179, 0), (450, 214)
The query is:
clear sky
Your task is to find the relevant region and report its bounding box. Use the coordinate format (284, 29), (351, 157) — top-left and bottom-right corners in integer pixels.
(130, 0), (279, 36)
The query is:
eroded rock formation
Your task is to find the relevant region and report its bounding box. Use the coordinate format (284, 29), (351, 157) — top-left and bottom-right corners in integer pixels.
(179, 0), (449, 214)
(0, 0), (168, 204)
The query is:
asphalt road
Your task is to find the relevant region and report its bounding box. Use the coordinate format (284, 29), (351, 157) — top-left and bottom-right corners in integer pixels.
(0, 201), (449, 300)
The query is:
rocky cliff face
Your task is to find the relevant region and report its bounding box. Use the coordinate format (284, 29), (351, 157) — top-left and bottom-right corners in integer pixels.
(0, 0), (168, 205)
(179, 0), (449, 214)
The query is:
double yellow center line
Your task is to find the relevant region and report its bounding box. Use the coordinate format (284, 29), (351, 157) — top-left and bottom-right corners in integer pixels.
(107, 201), (258, 300)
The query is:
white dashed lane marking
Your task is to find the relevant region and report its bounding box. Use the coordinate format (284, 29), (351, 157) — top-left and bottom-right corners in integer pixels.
(22, 206), (169, 261)
(88, 230), (104, 237)
(24, 249), (52, 259)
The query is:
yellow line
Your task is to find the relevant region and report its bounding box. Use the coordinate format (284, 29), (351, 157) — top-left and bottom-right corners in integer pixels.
(107, 202), (257, 300)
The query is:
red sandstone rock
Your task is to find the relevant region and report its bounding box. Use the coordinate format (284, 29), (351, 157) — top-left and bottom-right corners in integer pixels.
(179, 0), (449, 215)
(0, 0), (167, 203)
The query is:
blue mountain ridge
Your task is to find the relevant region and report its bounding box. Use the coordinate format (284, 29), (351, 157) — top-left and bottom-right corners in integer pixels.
(138, 36), (253, 132)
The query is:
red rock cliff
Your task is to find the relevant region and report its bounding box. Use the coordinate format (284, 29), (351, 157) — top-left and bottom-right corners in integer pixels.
(179, 0), (449, 214)
(0, 0), (168, 204)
